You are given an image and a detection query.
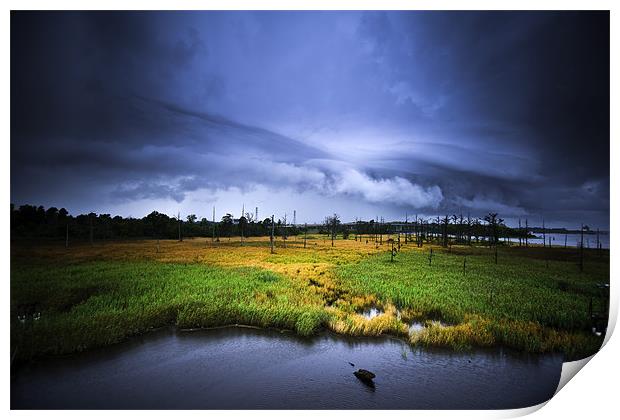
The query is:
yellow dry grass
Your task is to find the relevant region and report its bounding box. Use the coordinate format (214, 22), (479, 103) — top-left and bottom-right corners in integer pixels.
(12, 235), (605, 359)
(14, 235), (419, 339)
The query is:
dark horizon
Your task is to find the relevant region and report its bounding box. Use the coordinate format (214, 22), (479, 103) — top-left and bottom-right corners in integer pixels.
(11, 11), (610, 229)
(10, 202), (610, 234)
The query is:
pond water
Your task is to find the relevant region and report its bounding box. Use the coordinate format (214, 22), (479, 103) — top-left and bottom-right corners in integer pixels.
(11, 327), (563, 410)
(407, 320), (450, 334)
(515, 233), (609, 249)
(360, 307), (383, 320)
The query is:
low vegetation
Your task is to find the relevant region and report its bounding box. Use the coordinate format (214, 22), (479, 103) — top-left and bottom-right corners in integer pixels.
(337, 246), (607, 357)
(11, 235), (608, 363)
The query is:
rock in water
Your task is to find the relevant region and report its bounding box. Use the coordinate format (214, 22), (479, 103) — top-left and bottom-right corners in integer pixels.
(354, 369), (376, 381)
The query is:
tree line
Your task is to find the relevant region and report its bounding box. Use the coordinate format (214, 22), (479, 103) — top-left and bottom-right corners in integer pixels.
(320, 212), (536, 247)
(12, 204), (549, 248)
(10, 204), (302, 242)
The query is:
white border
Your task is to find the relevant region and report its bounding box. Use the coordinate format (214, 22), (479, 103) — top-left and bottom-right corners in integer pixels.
(3, 2), (617, 419)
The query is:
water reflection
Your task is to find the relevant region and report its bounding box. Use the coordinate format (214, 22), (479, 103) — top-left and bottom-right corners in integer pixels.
(359, 307), (383, 320)
(11, 327), (563, 409)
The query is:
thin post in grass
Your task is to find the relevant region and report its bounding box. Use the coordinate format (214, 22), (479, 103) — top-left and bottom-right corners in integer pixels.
(240, 204), (245, 247)
(270, 215), (275, 254)
(304, 223), (307, 249)
(463, 256), (466, 275)
(467, 212), (472, 246)
(580, 224), (584, 272)
(282, 213), (287, 248)
(293, 210), (297, 245)
(525, 219), (529, 248)
(178, 212), (182, 242)
(390, 240), (395, 262)
(212, 206), (216, 243)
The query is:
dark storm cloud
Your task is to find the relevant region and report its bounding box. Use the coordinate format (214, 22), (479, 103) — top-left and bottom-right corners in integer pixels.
(10, 11), (609, 227)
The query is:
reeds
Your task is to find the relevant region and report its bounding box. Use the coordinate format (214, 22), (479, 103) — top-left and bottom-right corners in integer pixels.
(11, 237), (607, 362)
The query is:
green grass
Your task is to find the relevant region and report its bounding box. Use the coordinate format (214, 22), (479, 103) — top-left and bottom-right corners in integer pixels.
(336, 246), (607, 358)
(11, 261), (326, 361)
(11, 240), (608, 363)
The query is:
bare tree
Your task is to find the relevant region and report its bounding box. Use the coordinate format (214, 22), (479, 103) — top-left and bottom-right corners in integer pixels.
(580, 224), (584, 271)
(324, 214), (340, 247)
(282, 213), (288, 248)
(177, 212), (182, 242)
(212, 206), (216, 243)
(451, 214), (458, 243)
(466, 213), (472, 246)
(442, 215), (449, 247)
(240, 204), (245, 246)
(525, 219), (529, 247)
(483, 213), (503, 246)
(270, 215), (275, 254)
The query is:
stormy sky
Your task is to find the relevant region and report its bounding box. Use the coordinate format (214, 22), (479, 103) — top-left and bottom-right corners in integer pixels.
(11, 11), (609, 228)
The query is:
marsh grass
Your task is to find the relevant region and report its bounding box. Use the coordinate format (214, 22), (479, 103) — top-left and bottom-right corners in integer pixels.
(337, 245), (607, 358)
(11, 237), (607, 362)
(11, 260), (326, 361)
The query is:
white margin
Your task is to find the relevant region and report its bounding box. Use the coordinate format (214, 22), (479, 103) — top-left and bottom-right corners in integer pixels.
(3, 1), (617, 419)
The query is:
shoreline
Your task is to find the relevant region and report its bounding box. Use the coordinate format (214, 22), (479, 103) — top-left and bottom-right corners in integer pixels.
(11, 239), (608, 365)
(12, 320), (581, 371)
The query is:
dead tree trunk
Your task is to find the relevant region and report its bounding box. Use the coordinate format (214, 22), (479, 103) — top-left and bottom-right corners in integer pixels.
(283, 213), (287, 248)
(212, 206), (216, 243)
(240, 205), (245, 246)
(525, 219), (529, 248)
(270, 215), (275, 254)
(178, 212), (182, 242)
(580, 224), (584, 272)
